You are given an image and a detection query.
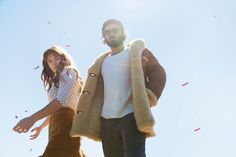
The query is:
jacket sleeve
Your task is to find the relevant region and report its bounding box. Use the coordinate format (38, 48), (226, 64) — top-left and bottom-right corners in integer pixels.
(142, 48), (166, 102)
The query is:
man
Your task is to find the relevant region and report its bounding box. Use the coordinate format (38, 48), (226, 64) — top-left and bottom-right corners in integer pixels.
(70, 19), (166, 157)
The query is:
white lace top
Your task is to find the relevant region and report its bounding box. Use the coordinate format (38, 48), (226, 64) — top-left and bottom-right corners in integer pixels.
(47, 68), (81, 111)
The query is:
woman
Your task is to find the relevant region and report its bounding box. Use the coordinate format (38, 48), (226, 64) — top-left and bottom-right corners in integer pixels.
(13, 46), (87, 157)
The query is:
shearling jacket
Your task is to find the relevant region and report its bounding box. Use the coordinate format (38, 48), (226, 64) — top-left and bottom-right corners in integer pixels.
(70, 39), (166, 141)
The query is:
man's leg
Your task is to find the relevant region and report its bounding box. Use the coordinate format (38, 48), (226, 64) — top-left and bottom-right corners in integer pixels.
(120, 113), (146, 157)
(101, 118), (125, 157)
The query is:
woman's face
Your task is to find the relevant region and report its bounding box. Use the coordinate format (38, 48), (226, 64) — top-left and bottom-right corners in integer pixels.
(46, 53), (62, 73)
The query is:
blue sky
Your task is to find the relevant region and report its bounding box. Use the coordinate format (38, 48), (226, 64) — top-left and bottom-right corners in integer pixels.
(1, 0), (236, 156)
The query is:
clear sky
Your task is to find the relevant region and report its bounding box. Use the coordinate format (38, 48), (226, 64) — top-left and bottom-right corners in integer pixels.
(1, 0), (236, 156)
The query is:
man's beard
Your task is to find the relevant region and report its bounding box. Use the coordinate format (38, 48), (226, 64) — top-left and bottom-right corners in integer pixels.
(105, 35), (125, 47)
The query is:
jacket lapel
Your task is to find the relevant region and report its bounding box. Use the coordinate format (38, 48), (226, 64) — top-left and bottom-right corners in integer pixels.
(130, 39), (155, 137)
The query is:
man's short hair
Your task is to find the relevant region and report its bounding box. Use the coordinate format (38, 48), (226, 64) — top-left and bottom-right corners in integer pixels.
(102, 19), (124, 33)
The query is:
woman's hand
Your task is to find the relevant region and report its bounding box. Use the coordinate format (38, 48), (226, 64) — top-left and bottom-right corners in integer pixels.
(13, 117), (35, 133)
(30, 117), (49, 140)
(30, 126), (42, 140)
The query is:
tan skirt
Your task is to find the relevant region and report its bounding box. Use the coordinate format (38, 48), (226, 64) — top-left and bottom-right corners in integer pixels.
(40, 108), (87, 157)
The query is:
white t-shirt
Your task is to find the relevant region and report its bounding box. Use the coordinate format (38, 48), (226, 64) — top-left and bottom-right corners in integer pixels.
(47, 69), (80, 111)
(101, 47), (134, 118)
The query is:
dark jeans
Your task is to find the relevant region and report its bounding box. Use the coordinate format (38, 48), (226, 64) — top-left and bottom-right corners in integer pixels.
(101, 113), (146, 157)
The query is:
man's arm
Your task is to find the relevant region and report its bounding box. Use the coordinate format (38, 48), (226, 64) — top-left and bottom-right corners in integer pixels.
(143, 48), (166, 102)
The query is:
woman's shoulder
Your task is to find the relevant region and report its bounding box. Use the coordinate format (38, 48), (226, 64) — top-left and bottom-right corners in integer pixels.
(60, 67), (78, 79)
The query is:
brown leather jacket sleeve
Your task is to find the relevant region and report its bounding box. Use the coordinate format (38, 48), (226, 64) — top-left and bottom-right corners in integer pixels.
(142, 48), (166, 101)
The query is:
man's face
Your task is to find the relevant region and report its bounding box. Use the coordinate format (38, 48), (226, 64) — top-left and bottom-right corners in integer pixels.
(103, 23), (125, 47)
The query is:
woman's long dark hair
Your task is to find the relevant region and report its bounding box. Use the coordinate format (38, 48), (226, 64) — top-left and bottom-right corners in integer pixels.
(41, 46), (80, 91)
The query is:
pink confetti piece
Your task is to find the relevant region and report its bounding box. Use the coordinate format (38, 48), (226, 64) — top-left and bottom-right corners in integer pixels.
(181, 82), (189, 86)
(66, 44), (70, 47)
(34, 66), (39, 70)
(194, 128), (200, 132)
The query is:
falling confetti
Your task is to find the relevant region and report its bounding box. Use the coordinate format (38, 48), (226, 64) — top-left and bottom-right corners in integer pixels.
(34, 66), (39, 70)
(194, 128), (200, 132)
(25, 110), (28, 113)
(15, 115), (18, 119)
(29, 148), (33, 152)
(48, 21), (51, 24)
(181, 82), (189, 86)
(66, 44), (70, 47)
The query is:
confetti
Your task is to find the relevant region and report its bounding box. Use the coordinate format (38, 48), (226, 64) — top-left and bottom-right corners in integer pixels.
(194, 128), (200, 132)
(15, 115), (18, 119)
(181, 82), (189, 86)
(34, 66), (39, 70)
(25, 110), (28, 112)
(48, 21), (51, 24)
(29, 148), (33, 152)
(66, 45), (70, 47)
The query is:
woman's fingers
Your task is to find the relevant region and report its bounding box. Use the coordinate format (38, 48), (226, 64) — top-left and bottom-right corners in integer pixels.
(13, 122), (21, 131)
(30, 135), (37, 140)
(23, 128), (29, 133)
(31, 128), (35, 132)
(13, 124), (24, 133)
(13, 117), (35, 134)
(29, 127), (41, 140)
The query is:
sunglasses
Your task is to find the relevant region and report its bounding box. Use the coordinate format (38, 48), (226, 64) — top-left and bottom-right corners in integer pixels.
(103, 28), (122, 36)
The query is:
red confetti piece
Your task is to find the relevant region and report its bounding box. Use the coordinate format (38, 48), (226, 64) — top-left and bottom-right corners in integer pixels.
(181, 82), (189, 86)
(66, 45), (70, 47)
(194, 128), (200, 132)
(34, 66), (39, 70)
